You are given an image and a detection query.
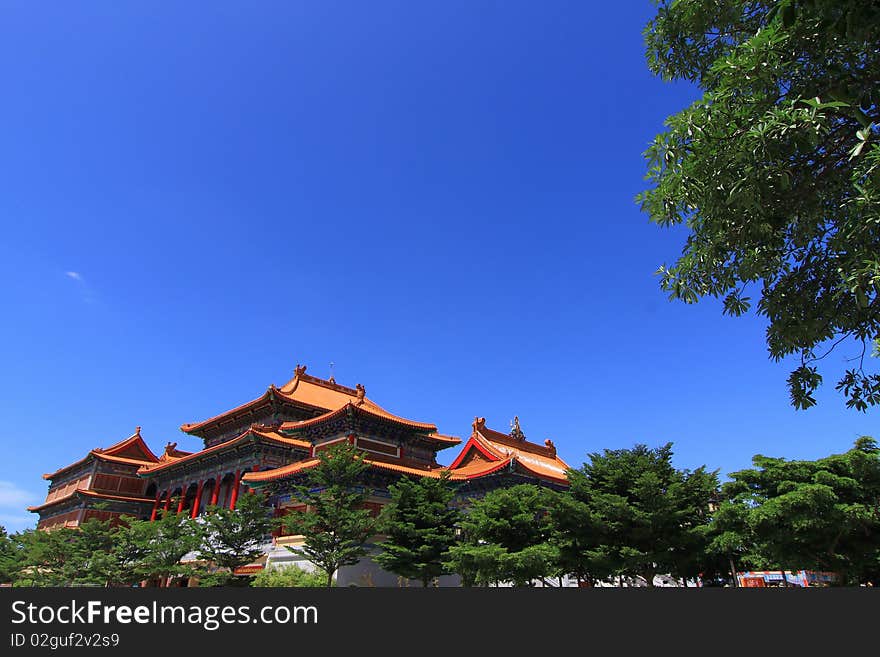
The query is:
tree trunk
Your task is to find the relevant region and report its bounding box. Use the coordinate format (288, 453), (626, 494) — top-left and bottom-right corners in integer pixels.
(326, 569), (333, 588)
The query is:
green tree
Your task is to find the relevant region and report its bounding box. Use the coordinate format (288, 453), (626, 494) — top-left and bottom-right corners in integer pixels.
(16, 527), (78, 586)
(68, 517), (117, 586)
(550, 475), (615, 586)
(132, 510), (202, 586)
(375, 473), (460, 587)
(283, 442), (376, 587)
(0, 526), (24, 584)
(251, 564), (328, 587)
(105, 519), (152, 586)
(712, 436), (880, 585)
(641, 1), (880, 410)
(446, 484), (559, 587)
(197, 492), (277, 586)
(574, 443), (718, 587)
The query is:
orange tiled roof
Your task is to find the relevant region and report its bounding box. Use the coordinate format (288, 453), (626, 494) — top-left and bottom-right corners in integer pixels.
(279, 400), (454, 437)
(447, 417), (571, 484)
(180, 365), (442, 436)
(241, 451), (450, 485)
(138, 427), (311, 475)
(241, 436), (558, 486)
(28, 488), (154, 513)
(42, 428), (159, 480)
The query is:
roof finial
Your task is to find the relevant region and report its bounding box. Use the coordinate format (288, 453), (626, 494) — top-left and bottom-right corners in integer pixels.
(355, 383), (365, 403)
(135, 426), (141, 436)
(329, 361), (336, 384)
(544, 438), (556, 455)
(164, 441), (177, 456)
(472, 416), (486, 433)
(510, 416), (525, 440)
(294, 363), (307, 378)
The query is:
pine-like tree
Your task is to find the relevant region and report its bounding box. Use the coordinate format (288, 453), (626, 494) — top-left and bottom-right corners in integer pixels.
(375, 473), (460, 587)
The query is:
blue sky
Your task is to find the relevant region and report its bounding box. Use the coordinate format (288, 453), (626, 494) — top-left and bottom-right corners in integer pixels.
(0, 2), (873, 532)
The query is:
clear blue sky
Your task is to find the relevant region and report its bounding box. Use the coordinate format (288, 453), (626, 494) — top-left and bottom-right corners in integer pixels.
(0, 2), (873, 532)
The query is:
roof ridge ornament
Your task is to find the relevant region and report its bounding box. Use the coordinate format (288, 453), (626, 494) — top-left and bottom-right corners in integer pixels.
(134, 426), (141, 436)
(509, 416), (525, 441)
(294, 364), (307, 378)
(544, 438), (556, 456)
(164, 441), (178, 456)
(355, 383), (366, 404)
(472, 416), (486, 433)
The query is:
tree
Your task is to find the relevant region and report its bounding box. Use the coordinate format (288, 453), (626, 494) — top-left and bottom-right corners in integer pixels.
(67, 517), (116, 586)
(374, 473), (460, 587)
(282, 442), (377, 587)
(131, 510), (202, 586)
(197, 492), (277, 586)
(711, 436), (880, 585)
(105, 520), (152, 586)
(0, 526), (24, 584)
(640, 1), (880, 410)
(251, 564), (328, 587)
(574, 443), (718, 587)
(16, 527), (79, 586)
(446, 484), (559, 587)
(550, 475), (615, 586)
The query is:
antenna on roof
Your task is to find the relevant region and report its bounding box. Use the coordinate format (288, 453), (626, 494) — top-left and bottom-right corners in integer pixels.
(329, 361), (336, 383)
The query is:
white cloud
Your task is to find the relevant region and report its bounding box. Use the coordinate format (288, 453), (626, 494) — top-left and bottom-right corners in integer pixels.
(64, 270), (98, 304)
(0, 482), (39, 532)
(0, 480), (39, 509)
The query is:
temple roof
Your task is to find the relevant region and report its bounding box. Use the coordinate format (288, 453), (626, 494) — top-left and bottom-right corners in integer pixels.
(42, 427), (160, 480)
(242, 417), (569, 487)
(180, 365), (441, 438)
(279, 401), (460, 446)
(242, 451), (451, 485)
(27, 488), (155, 513)
(138, 427), (311, 476)
(446, 417), (571, 484)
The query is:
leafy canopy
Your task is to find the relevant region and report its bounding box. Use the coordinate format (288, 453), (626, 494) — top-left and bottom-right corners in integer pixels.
(375, 473), (461, 587)
(283, 441), (377, 587)
(198, 492), (276, 585)
(711, 436), (880, 584)
(641, 0), (880, 410)
(446, 484), (559, 587)
(572, 443), (718, 586)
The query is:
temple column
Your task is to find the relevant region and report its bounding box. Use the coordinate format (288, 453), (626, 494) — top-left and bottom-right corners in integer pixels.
(228, 470), (241, 510)
(163, 489), (172, 512)
(177, 486), (187, 514)
(150, 490), (162, 521)
(190, 480), (205, 519)
(209, 477), (221, 506)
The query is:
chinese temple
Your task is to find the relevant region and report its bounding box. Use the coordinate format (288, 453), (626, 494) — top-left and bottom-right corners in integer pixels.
(29, 427), (161, 530)
(29, 364), (572, 581)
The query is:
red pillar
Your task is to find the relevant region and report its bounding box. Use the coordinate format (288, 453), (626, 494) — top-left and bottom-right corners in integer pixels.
(221, 478), (231, 508)
(150, 491), (161, 521)
(190, 480), (205, 519)
(228, 470), (241, 510)
(209, 477), (221, 506)
(177, 486), (187, 514)
(164, 489), (173, 512)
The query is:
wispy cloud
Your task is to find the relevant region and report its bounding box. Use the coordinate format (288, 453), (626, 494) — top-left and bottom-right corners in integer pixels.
(0, 480), (38, 509)
(63, 270), (97, 304)
(0, 481), (39, 532)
